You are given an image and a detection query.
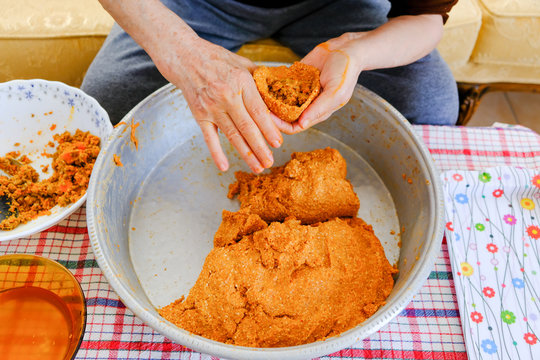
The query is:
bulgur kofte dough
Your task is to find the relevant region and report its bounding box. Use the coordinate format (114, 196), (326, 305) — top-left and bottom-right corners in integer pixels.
(253, 62), (321, 123)
(159, 216), (396, 347)
(159, 147), (397, 347)
(0, 130), (101, 230)
(228, 147), (360, 224)
(213, 209), (268, 248)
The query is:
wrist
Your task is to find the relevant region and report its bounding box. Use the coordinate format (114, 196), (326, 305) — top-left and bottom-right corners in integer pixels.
(346, 35), (376, 72)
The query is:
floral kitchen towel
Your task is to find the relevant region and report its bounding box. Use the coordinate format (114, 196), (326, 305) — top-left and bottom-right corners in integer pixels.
(443, 167), (540, 359)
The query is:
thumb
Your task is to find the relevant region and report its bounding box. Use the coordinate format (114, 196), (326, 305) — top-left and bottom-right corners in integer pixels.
(297, 86), (339, 129)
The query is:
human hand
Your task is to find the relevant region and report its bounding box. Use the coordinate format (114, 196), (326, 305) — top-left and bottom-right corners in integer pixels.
(153, 37), (283, 173)
(273, 33), (366, 134)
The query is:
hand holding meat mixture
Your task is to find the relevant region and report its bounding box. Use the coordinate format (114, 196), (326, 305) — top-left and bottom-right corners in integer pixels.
(253, 62), (321, 123)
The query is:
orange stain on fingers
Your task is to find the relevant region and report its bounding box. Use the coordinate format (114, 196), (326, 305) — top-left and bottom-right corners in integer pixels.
(331, 49), (350, 96)
(317, 42), (331, 51)
(314, 42), (350, 96)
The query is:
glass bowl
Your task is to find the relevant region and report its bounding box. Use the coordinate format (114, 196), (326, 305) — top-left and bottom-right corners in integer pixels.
(0, 254), (86, 360)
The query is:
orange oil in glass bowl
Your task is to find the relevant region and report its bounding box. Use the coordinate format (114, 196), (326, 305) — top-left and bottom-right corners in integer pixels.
(0, 254), (86, 360)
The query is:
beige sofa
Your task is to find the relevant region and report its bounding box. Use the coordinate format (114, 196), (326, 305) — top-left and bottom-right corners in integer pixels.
(439, 0), (540, 123)
(1, 0), (539, 124)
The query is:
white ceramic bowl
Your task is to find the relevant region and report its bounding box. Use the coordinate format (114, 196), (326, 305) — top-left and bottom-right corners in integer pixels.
(0, 79), (112, 242)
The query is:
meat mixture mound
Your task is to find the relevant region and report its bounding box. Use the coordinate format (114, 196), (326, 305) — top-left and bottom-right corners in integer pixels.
(228, 148), (360, 224)
(267, 77), (312, 107)
(0, 130), (101, 230)
(159, 148), (397, 347)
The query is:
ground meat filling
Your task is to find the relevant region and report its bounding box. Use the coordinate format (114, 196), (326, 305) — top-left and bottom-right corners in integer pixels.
(253, 62), (321, 123)
(0, 130), (100, 230)
(267, 77), (313, 107)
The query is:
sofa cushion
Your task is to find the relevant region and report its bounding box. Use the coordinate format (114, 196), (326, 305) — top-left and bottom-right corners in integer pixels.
(237, 39), (300, 63)
(472, 0), (540, 67)
(437, 0), (482, 67)
(0, 0), (114, 86)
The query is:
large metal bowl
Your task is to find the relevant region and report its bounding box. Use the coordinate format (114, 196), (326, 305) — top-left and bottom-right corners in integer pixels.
(87, 82), (444, 360)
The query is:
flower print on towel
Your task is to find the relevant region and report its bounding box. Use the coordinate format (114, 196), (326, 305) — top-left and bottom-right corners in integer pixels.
(443, 168), (540, 360)
(527, 225), (540, 240)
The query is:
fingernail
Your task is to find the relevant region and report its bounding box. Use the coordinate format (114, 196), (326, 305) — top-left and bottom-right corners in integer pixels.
(272, 139), (281, 148)
(253, 165), (264, 174)
(263, 155), (274, 168)
(219, 161), (229, 172)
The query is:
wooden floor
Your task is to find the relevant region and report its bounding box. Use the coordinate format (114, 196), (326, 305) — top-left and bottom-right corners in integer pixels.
(466, 91), (540, 134)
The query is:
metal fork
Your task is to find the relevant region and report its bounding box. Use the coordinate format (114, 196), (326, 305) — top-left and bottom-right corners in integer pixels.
(0, 157), (22, 222)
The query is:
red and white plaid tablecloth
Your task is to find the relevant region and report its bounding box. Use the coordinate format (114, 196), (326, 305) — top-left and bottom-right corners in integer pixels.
(1, 125), (539, 360)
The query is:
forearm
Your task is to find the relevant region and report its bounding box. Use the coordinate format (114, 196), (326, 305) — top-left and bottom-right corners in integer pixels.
(97, 0), (199, 57)
(289, 14), (445, 132)
(350, 14), (444, 71)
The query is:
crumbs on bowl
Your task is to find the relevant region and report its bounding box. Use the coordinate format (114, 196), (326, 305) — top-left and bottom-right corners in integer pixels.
(113, 154), (123, 167)
(0, 130), (101, 230)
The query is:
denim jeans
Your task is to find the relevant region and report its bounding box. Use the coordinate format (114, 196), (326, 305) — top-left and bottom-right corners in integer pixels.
(82, 0), (459, 125)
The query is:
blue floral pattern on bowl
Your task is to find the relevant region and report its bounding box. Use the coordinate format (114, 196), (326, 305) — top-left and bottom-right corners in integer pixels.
(0, 80), (110, 138)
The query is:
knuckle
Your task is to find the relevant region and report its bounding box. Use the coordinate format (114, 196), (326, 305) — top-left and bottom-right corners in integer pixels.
(207, 82), (228, 98)
(236, 120), (254, 135)
(190, 100), (207, 116)
(341, 32), (356, 42)
(220, 122), (234, 136)
(311, 108), (325, 121)
(198, 83), (229, 103)
(335, 92), (348, 106)
(223, 126), (242, 143)
(238, 70), (254, 85)
(253, 145), (269, 160)
(199, 122), (214, 138)
(249, 106), (267, 121)
(202, 132), (215, 149)
(336, 91), (352, 108)
(230, 67), (245, 78)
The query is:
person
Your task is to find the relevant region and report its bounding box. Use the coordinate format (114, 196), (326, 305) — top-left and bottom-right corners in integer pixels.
(82, 0), (459, 173)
